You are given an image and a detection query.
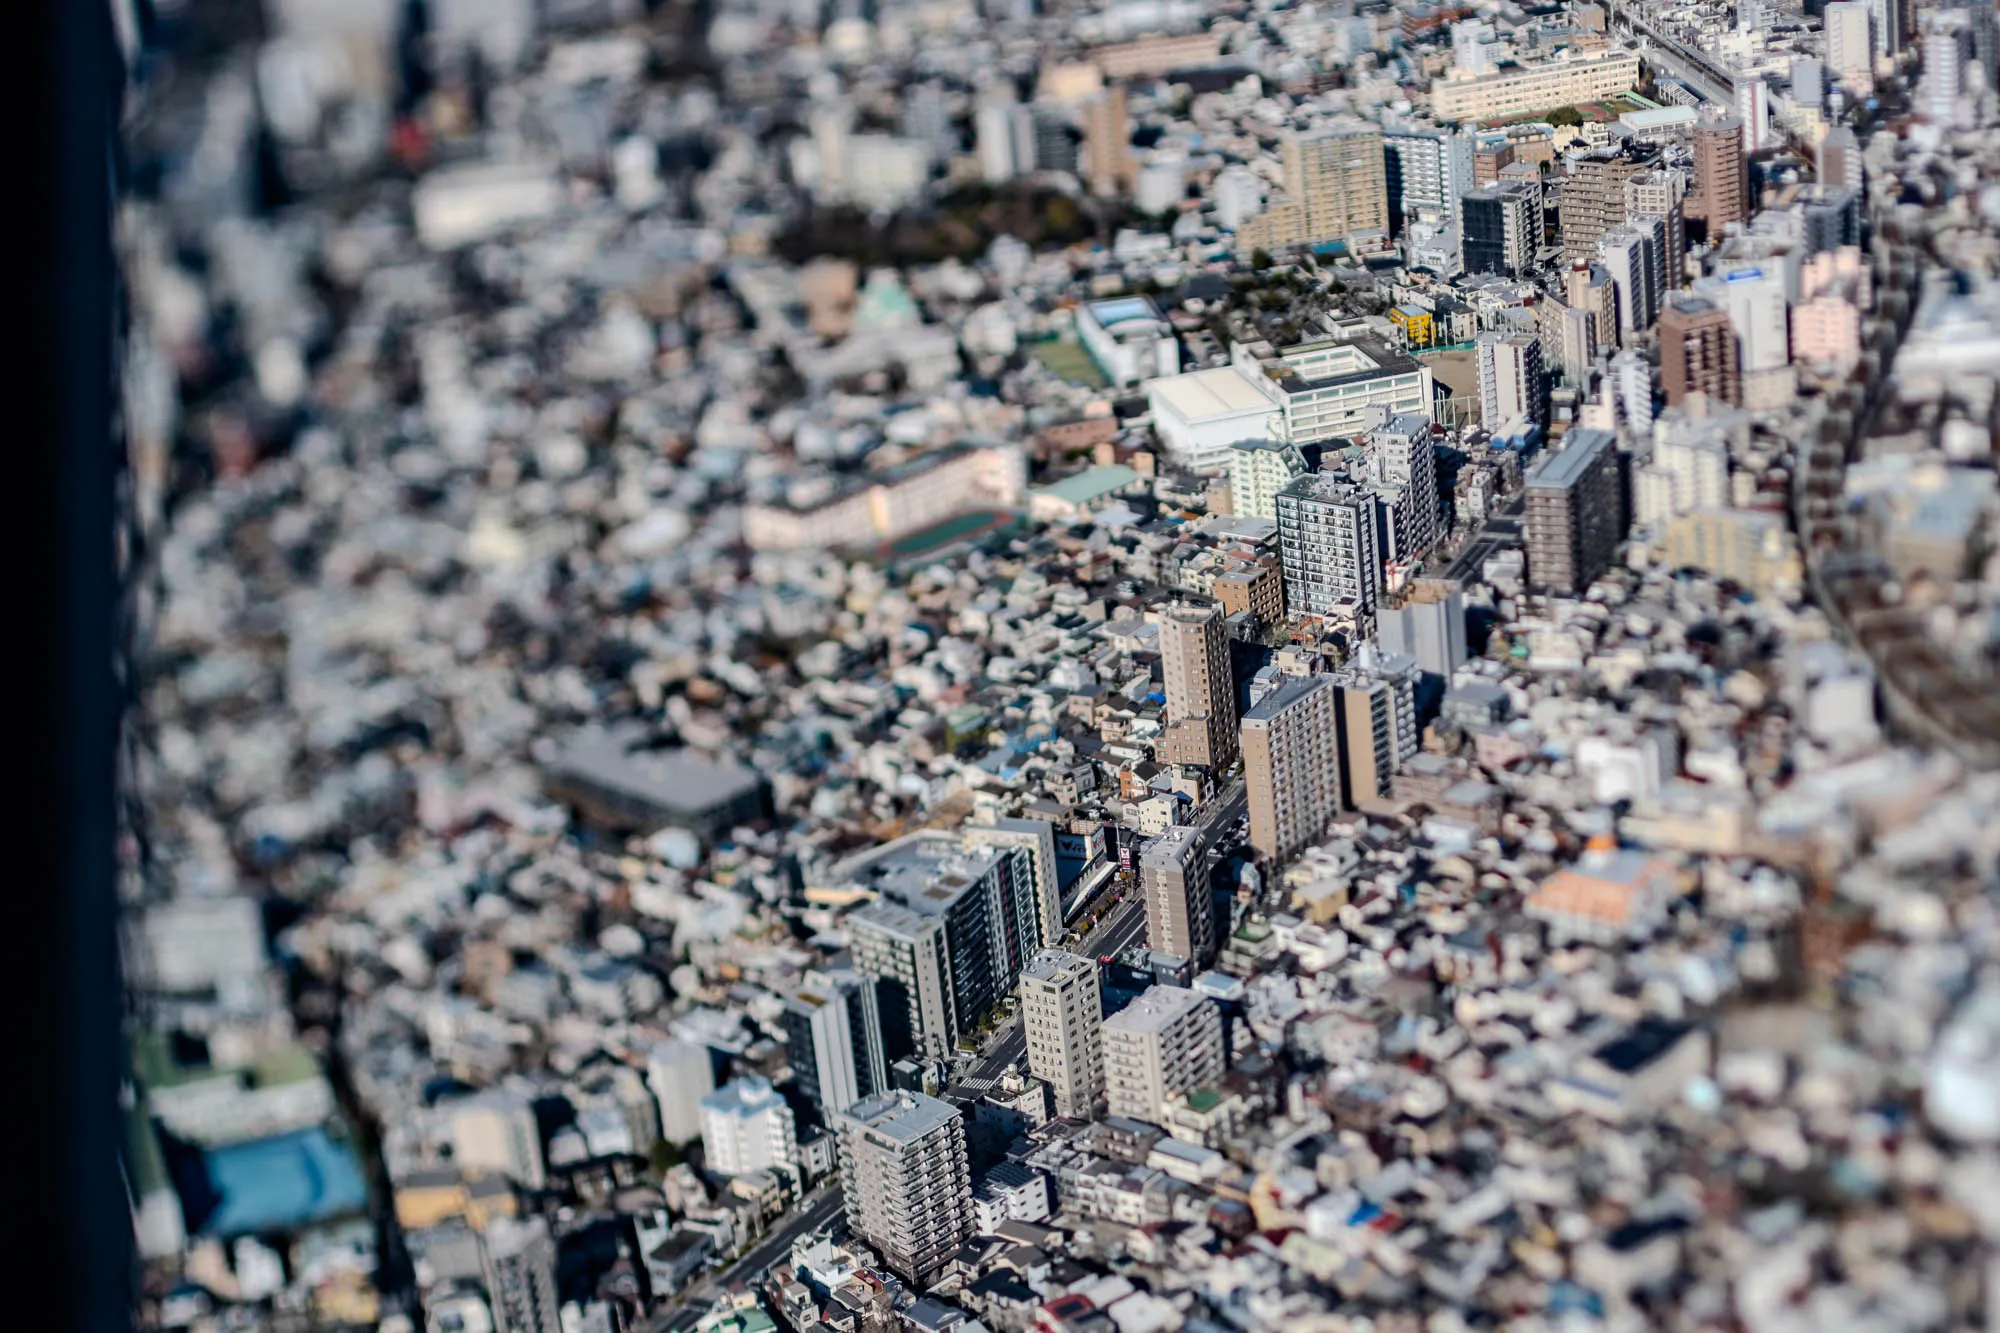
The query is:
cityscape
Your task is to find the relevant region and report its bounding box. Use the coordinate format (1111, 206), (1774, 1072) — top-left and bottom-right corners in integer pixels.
(111, 0), (2000, 1329)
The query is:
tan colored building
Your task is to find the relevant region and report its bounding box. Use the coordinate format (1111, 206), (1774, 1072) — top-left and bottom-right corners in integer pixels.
(1687, 114), (1747, 233)
(1561, 144), (1657, 262)
(743, 444), (1026, 551)
(1237, 125), (1390, 253)
(1019, 949), (1104, 1120)
(1430, 47), (1640, 122)
(1085, 85), (1136, 197)
(1525, 838), (1681, 942)
(1091, 31), (1222, 80)
(1157, 602), (1238, 769)
(1241, 674), (1341, 861)
(1659, 295), (1740, 407)
(1140, 824), (1214, 967)
(1213, 557), (1285, 625)
(1663, 508), (1800, 597)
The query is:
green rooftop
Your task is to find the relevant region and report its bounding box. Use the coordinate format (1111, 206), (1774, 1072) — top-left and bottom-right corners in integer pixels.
(1185, 1088), (1226, 1113)
(1032, 464), (1141, 507)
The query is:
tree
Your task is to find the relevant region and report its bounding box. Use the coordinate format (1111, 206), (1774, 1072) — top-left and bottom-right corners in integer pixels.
(1547, 105), (1584, 127)
(1250, 247), (1274, 272)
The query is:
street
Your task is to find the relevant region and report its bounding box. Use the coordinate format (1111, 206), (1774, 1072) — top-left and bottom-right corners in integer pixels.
(645, 1184), (848, 1332)
(954, 775), (1243, 1097)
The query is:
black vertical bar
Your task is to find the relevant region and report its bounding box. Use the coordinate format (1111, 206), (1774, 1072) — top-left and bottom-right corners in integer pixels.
(14, 0), (130, 1330)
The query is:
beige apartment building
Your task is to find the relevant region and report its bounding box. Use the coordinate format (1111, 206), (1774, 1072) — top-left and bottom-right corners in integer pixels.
(1241, 675), (1342, 861)
(1430, 47), (1640, 123)
(1101, 985), (1224, 1125)
(1019, 949), (1104, 1120)
(1140, 824), (1214, 968)
(1157, 602), (1238, 769)
(1236, 124), (1390, 253)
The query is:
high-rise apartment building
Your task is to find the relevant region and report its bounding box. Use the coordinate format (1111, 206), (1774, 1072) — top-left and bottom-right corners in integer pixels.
(1367, 413), (1442, 563)
(1659, 294), (1742, 407)
(1276, 474), (1384, 621)
(1227, 438), (1308, 520)
(845, 833), (1046, 1061)
(1825, 1), (1875, 91)
(648, 1039), (716, 1147)
(1157, 603), (1239, 770)
(1524, 428), (1624, 595)
(1919, 10), (1968, 124)
(1476, 330), (1547, 430)
(701, 1075), (799, 1176)
(1818, 125), (1863, 191)
(1736, 77), (1770, 155)
(1612, 348), (1655, 437)
(975, 93), (1036, 183)
(1378, 580), (1469, 679)
(1019, 950), (1103, 1120)
(1084, 85), (1135, 196)
(1140, 824), (1214, 968)
(1801, 184), (1863, 255)
(1634, 430), (1730, 527)
(1241, 674), (1342, 860)
(783, 970), (888, 1120)
(1597, 214), (1669, 344)
(1623, 168), (1686, 287)
(1237, 124), (1390, 252)
(1382, 126), (1475, 232)
(1101, 985), (1225, 1125)
(965, 818), (1063, 954)
(1332, 646), (1421, 807)
(1033, 109), (1079, 173)
(484, 1217), (562, 1333)
(1562, 144), (1658, 262)
(836, 1092), (972, 1286)
(1687, 113), (1747, 237)
(1459, 180), (1540, 276)
(1697, 263), (1790, 376)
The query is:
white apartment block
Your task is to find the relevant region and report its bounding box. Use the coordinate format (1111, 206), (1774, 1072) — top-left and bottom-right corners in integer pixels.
(1019, 950), (1104, 1120)
(700, 1075), (798, 1176)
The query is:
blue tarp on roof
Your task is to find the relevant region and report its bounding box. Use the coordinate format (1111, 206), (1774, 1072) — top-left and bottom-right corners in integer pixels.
(197, 1128), (369, 1237)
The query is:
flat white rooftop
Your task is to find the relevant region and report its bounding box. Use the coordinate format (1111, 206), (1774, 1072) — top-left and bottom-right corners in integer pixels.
(1148, 365), (1277, 420)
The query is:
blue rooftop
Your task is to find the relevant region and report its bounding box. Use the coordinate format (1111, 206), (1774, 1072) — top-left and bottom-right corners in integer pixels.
(1085, 296), (1160, 326)
(196, 1128), (369, 1237)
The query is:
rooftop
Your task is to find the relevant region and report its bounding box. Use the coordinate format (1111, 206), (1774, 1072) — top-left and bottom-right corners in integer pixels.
(1103, 984), (1208, 1035)
(840, 1090), (963, 1143)
(1148, 365), (1280, 419)
(1085, 295), (1165, 327)
(1525, 429), (1615, 491)
(1033, 464), (1142, 506)
(1243, 674), (1335, 722)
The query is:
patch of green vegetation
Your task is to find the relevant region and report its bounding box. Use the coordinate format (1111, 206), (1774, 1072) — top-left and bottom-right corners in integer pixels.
(1031, 338), (1109, 388)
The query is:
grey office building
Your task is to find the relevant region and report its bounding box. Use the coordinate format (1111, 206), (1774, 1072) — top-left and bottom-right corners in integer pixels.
(782, 969), (888, 1119)
(1524, 429), (1624, 595)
